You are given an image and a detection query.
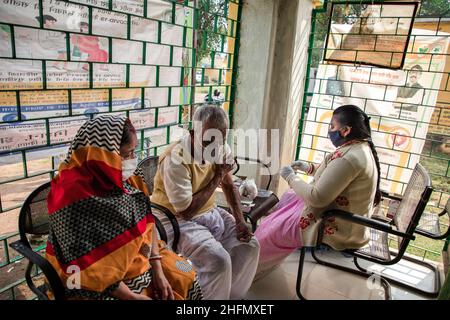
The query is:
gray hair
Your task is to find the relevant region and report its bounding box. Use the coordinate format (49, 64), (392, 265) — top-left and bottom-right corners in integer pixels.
(193, 105), (229, 131)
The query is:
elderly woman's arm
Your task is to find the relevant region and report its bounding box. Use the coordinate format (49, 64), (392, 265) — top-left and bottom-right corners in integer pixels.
(149, 224), (174, 300)
(286, 157), (359, 208)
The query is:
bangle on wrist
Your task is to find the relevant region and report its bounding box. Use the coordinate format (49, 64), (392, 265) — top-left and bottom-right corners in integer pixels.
(149, 255), (162, 261)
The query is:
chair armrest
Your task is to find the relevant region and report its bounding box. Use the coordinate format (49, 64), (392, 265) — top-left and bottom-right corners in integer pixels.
(246, 194), (279, 224)
(232, 156), (273, 190)
(151, 203), (180, 253)
(416, 208), (450, 240)
(152, 215), (168, 244)
(10, 240), (66, 300)
(440, 208), (450, 239)
(322, 210), (415, 240)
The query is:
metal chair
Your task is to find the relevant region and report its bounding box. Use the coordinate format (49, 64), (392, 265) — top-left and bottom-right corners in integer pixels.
(296, 163), (436, 299)
(9, 181), (169, 300)
(232, 156), (278, 231)
(415, 197), (450, 240)
(9, 182), (66, 300)
(137, 156), (181, 253)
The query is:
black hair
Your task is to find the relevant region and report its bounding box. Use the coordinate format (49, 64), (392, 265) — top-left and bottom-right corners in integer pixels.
(333, 105), (382, 206)
(411, 64), (423, 73)
(121, 118), (137, 147)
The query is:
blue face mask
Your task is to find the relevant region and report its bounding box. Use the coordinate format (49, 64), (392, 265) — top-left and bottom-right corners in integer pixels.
(328, 129), (345, 147)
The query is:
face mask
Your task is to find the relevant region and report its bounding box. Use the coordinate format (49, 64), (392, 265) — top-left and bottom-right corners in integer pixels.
(122, 157), (137, 181)
(328, 129), (345, 148)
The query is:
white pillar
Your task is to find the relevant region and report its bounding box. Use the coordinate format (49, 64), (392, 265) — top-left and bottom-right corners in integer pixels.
(233, 0), (313, 196)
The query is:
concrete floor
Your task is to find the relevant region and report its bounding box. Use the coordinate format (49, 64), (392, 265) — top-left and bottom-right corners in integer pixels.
(246, 249), (441, 300)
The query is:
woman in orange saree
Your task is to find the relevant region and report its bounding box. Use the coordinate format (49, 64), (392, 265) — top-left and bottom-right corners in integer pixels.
(46, 115), (202, 300)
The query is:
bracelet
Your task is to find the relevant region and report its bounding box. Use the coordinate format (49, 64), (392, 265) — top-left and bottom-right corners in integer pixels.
(149, 255), (162, 261)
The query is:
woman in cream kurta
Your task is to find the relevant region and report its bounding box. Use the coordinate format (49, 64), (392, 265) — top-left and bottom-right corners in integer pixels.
(255, 105), (381, 275)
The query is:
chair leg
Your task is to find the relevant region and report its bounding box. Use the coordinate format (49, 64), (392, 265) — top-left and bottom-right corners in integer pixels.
(309, 248), (391, 299)
(353, 255), (441, 298)
(251, 221), (257, 233)
(354, 257), (367, 273)
(25, 263), (48, 300)
(296, 247), (308, 300)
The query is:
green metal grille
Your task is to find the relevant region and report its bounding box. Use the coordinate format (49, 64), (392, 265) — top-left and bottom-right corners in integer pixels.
(296, 0), (450, 263)
(0, 0), (241, 299)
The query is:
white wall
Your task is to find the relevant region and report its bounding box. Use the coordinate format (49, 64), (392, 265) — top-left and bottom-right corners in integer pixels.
(233, 0), (313, 196)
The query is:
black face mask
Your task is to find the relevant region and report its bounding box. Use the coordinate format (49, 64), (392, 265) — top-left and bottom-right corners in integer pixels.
(328, 129), (345, 147)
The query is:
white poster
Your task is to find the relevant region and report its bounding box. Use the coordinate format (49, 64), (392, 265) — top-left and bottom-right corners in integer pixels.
(0, 0), (39, 27)
(0, 0), (190, 155)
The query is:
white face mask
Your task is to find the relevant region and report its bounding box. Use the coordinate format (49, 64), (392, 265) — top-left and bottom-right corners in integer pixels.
(122, 158), (137, 181)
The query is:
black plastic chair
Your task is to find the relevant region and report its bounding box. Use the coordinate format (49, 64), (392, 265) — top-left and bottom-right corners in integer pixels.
(296, 163), (437, 299)
(9, 181), (169, 300)
(137, 156), (181, 253)
(9, 182), (66, 300)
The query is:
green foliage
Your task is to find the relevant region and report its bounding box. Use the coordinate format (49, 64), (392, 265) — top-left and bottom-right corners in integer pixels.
(418, 0), (450, 17)
(196, 0), (228, 65)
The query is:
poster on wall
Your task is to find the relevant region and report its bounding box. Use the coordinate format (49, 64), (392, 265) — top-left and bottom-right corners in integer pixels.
(130, 108), (155, 130)
(92, 8), (127, 38)
(70, 0), (108, 9)
(0, 115), (88, 153)
(93, 64), (126, 87)
(147, 0), (173, 23)
(14, 26), (67, 61)
(157, 106), (179, 126)
(70, 33), (109, 63)
(0, 0), (40, 27)
(0, 91), (18, 122)
(41, 0), (90, 33)
(0, 91), (69, 122)
(300, 29), (449, 194)
(0, 0), (192, 155)
(71, 89), (109, 115)
(113, 0), (144, 16)
(112, 88), (149, 111)
(0, 120), (48, 151)
(47, 62), (90, 89)
(131, 16), (158, 42)
(0, 25), (13, 57)
(145, 127), (167, 148)
(49, 116), (89, 144)
(112, 39), (143, 64)
(0, 59), (43, 90)
(129, 65), (156, 87)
